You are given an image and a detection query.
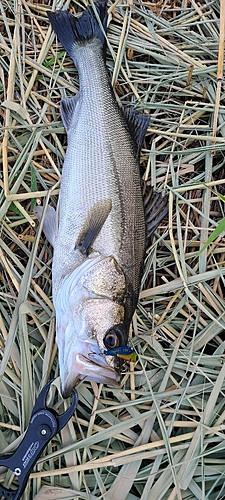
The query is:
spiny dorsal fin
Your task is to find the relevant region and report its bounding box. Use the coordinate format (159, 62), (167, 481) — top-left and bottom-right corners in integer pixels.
(122, 107), (150, 156)
(143, 184), (168, 247)
(75, 199), (112, 255)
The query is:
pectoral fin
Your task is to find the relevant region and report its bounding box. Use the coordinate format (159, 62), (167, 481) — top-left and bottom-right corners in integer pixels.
(75, 199), (112, 255)
(34, 204), (56, 247)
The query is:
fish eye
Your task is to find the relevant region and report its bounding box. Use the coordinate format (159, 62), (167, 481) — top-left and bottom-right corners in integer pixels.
(104, 331), (120, 349)
(103, 325), (125, 349)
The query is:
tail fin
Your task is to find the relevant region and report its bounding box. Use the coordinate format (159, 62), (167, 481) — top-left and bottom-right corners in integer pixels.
(48, 2), (107, 60)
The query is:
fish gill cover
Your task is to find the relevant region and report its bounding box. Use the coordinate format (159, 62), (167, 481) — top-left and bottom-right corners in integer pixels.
(1, 1), (225, 499)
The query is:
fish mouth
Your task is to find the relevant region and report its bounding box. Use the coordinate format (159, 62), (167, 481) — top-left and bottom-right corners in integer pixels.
(59, 339), (120, 398)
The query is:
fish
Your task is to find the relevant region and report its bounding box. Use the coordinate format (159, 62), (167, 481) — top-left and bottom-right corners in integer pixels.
(35, 1), (166, 397)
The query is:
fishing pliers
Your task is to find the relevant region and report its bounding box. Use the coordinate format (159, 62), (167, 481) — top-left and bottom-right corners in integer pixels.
(0, 379), (78, 499)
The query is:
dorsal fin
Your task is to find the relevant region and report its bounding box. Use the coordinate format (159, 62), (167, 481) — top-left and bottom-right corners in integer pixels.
(122, 107), (150, 156)
(143, 184), (168, 247)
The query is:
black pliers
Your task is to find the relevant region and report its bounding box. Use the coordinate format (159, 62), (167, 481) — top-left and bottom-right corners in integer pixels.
(0, 380), (78, 499)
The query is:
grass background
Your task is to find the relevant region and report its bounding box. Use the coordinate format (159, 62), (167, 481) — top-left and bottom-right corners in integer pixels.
(1, 0), (225, 498)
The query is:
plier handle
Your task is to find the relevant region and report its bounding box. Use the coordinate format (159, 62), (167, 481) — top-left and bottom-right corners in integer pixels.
(0, 380), (78, 499)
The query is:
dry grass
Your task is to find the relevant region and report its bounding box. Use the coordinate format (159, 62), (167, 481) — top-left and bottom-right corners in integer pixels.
(1, 0), (225, 499)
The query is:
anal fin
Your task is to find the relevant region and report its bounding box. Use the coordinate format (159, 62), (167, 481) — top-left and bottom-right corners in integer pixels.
(60, 93), (80, 132)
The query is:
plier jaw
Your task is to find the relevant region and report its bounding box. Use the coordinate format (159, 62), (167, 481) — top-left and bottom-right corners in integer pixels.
(0, 380), (78, 500)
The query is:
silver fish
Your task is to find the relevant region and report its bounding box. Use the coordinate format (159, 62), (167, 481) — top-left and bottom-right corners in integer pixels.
(36, 1), (150, 397)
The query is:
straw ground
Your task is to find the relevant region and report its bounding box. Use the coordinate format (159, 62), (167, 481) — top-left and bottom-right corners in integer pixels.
(1, 0), (225, 499)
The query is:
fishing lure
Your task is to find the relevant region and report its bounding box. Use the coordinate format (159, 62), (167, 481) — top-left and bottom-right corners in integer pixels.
(117, 352), (138, 362)
(104, 346), (138, 362)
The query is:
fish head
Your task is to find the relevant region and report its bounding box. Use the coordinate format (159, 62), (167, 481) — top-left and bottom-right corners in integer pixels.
(54, 256), (129, 398)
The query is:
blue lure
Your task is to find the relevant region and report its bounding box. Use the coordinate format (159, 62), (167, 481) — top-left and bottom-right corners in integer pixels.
(104, 346), (137, 362)
(104, 346), (134, 356)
